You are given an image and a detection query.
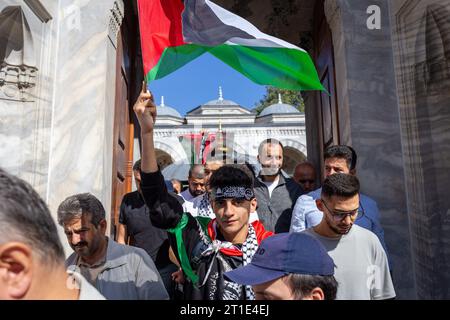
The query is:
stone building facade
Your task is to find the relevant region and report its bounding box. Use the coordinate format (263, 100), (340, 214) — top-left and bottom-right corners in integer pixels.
(153, 90), (307, 181)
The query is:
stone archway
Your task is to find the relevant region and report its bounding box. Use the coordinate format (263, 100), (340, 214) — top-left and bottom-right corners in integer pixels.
(154, 140), (187, 164)
(278, 139), (307, 175)
(282, 146), (307, 176)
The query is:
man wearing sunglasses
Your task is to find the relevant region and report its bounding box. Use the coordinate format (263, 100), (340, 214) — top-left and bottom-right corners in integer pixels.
(303, 173), (395, 300)
(289, 145), (389, 265)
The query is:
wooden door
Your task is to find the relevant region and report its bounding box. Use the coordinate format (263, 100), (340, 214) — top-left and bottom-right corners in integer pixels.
(110, 1), (142, 239)
(110, 27), (134, 238)
(314, 0), (339, 177)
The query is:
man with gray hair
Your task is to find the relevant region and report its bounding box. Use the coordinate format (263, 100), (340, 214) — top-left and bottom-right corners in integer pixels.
(0, 168), (104, 300)
(57, 193), (169, 300)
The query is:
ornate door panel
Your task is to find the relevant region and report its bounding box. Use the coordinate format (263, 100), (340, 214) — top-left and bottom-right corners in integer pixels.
(314, 0), (339, 177)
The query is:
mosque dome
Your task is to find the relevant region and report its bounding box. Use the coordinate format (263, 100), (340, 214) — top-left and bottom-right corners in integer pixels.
(157, 96), (182, 118)
(259, 93), (300, 117)
(203, 86), (240, 107)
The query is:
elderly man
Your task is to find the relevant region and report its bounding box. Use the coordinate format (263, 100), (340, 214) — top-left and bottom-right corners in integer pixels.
(0, 168), (104, 300)
(293, 162), (317, 193)
(224, 232), (338, 300)
(303, 174), (395, 300)
(58, 193), (169, 300)
(254, 138), (303, 233)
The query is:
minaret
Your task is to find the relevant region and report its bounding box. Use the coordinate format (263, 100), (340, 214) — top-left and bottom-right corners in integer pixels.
(218, 86), (223, 133)
(218, 86), (224, 101)
(217, 87), (225, 154)
(278, 92), (282, 104)
(161, 95), (165, 107)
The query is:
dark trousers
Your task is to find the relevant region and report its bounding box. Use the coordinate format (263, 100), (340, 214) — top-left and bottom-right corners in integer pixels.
(157, 263), (179, 300)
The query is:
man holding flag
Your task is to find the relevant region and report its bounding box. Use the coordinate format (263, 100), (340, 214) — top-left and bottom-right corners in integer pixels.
(134, 84), (273, 299)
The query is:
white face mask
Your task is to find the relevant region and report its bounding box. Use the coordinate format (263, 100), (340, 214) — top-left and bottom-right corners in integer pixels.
(260, 165), (280, 176)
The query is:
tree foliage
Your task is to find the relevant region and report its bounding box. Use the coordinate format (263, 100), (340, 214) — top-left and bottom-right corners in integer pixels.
(253, 86), (305, 114)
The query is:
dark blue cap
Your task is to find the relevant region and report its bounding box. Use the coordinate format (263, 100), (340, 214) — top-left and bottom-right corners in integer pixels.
(224, 233), (335, 286)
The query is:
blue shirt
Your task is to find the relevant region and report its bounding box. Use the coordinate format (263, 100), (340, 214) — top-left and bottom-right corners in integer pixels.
(290, 188), (391, 266)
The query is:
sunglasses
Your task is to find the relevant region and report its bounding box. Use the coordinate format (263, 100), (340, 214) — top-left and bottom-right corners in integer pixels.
(321, 199), (364, 222)
(299, 179), (315, 184)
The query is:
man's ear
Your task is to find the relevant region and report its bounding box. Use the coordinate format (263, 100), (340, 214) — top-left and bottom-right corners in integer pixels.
(250, 198), (257, 213)
(0, 242), (33, 299)
(350, 168), (356, 176)
(99, 219), (108, 235)
(309, 287), (325, 300)
(316, 199), (324, 212)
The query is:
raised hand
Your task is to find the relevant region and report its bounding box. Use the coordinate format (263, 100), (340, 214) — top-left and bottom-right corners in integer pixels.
(133, 81), (157, 135)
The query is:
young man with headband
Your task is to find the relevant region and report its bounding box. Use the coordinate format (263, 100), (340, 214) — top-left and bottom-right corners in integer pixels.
(133, 84), (272, 300)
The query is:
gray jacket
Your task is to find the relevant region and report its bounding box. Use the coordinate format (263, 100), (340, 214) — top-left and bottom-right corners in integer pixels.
(66, 238), (169, 300)
(67, 271), (106, 300)
(254, 173), (304, 233)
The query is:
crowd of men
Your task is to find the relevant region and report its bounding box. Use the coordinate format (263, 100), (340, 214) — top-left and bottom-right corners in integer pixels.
(0, 86), (395, 300)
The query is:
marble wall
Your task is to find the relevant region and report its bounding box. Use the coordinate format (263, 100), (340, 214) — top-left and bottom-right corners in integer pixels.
(0, 0), (124, 256)
(389, 0), (450, 299)
(46, 0), (123, 252)
(324, 0), (416, 298)
(0, 0), (59, 197)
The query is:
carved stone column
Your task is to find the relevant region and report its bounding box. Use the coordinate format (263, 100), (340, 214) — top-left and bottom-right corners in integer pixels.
(0, 6), (38, 102)
(323, 0), (352, 144)
(108, 0), (124, 48)
(391, 0), (450, 299)
(323, 0), (416, 298)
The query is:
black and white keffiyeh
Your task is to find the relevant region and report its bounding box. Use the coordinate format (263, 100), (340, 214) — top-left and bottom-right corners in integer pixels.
(199, 221), (258, 300)
(196, 192), (214, 218)
(241, 224), (258, 300)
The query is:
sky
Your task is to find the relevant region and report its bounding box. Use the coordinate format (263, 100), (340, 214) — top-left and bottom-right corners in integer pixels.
(148, 53), (267, 116)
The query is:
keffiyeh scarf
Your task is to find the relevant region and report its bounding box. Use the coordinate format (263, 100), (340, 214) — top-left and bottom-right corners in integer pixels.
(200, 220), (259, 300)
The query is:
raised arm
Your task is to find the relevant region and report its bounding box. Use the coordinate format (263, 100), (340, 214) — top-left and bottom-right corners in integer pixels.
(133, 82), (182, 229)
(133, 81), (158, 173)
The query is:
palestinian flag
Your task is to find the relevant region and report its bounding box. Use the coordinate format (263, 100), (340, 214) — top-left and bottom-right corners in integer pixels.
(138, 0), (323, 91)
(178, 132), (216, 165)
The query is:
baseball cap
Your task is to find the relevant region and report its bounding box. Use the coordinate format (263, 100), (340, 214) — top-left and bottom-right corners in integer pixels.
(224, 233), (335, 286)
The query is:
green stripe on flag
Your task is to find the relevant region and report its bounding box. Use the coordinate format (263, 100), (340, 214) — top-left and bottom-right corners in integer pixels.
(146, 44), (324, 91)
(147, 44), (207, 83)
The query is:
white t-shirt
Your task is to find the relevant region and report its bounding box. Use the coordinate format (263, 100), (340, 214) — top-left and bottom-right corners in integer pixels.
(262, 175), (280, 198)
(303, 225), (395, 300)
